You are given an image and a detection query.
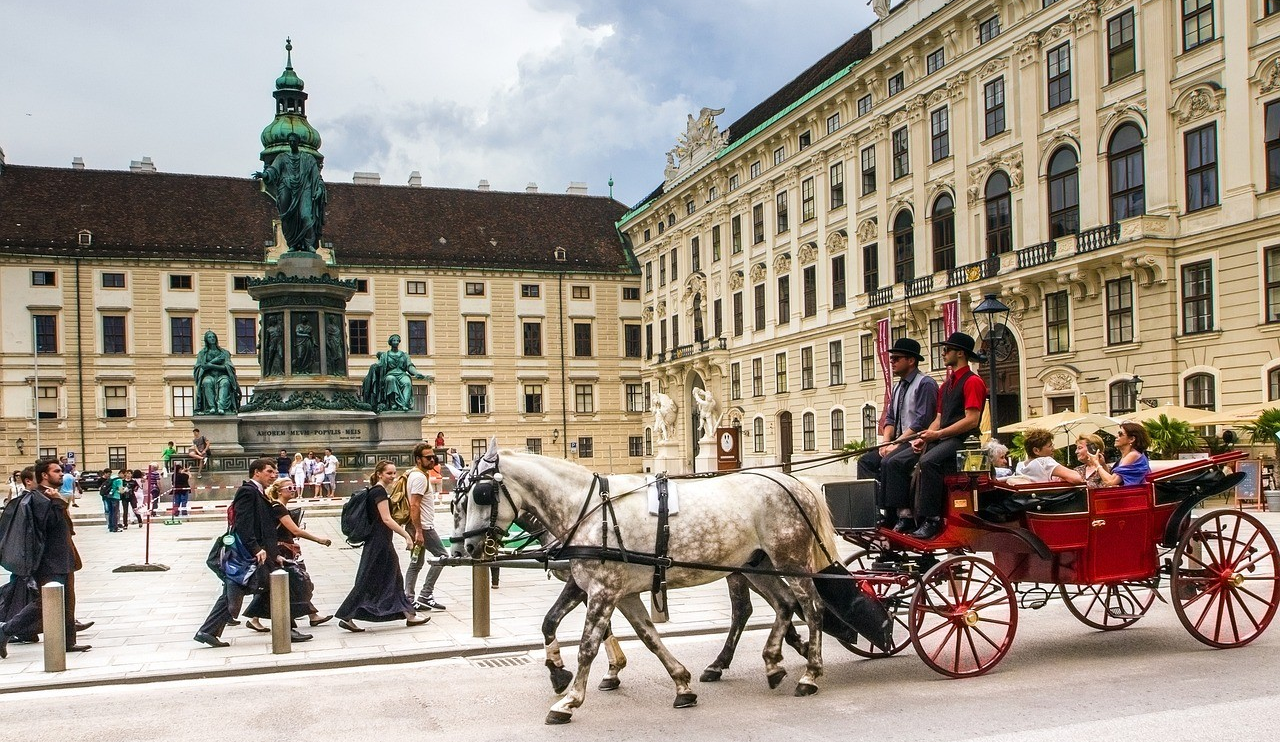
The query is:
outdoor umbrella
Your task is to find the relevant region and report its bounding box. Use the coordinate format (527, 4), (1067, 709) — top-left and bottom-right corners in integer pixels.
(1194, 402), (1280, 427)
(1121, 404), (1215, 425)
(1000, 411), (1120, 449)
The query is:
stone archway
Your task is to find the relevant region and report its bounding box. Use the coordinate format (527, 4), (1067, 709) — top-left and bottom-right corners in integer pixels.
(984, 322), (1022, 434)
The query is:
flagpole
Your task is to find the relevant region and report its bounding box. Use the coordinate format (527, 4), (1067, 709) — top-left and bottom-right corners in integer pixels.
(33, 314), (41, 459)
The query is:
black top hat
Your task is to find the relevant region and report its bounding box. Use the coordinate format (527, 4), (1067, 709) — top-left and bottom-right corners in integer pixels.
(939, 331), (987, 362)
(887, 337), (925, 362)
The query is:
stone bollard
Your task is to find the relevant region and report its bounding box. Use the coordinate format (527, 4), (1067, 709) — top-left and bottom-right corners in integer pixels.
(270, 569), (291, 655)
(41, 582), (66, 672)
(471, 565), (491, 638)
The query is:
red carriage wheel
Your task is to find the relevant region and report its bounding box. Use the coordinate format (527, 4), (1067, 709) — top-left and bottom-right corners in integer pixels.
(837, 550), (912, 658)
(1171, 510), (1280, 648)
(1059, 582), (1156, 631)
(908, 555), (1017, 678)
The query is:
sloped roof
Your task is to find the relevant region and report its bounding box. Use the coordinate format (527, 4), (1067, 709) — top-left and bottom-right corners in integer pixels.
(0, 165), (633, 273)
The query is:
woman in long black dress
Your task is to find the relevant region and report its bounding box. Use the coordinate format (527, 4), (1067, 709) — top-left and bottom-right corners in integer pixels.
(337, 461), (430, 632)
(243, 478), (333, 633)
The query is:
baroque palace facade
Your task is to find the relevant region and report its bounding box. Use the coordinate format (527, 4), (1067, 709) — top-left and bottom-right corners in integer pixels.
(622, 0), (1280, 470)
(0, 52), (644, 475)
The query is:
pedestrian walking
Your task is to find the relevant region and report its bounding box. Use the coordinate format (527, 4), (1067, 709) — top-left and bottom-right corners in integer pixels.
(145, 464), (162, 514)
(275, 449), (291, 480)
(118, 468), (142, 529)
(335, 460), (430, 632)
(242, 479), (331, 635)
(101, 468), (122, 532)
(404, 444), (447, 611)
(59, 463), (79, 508)
(322, 447), (339, 497)
(171, 463), (191, 517)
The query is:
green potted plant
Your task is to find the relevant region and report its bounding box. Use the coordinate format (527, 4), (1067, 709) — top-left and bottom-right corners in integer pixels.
(1240, 408), (1280, 463)
(1142, 414), (1202, 459)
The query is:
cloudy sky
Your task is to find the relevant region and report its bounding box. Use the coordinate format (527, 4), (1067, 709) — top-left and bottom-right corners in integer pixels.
(1, 1), (876, 206)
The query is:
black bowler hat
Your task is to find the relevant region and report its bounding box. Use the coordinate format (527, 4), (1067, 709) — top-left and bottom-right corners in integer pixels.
(887, 337), (925, 362)
(939, 332), (987, 362)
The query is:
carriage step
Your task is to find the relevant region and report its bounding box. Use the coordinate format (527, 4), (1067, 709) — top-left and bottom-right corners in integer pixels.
(1106, 608), (1143, 620)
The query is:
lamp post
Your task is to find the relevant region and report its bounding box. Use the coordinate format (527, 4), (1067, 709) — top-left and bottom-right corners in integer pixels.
(972, 293), (1011, 438)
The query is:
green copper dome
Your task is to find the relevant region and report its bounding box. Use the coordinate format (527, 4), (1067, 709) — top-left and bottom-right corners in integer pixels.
(260, 38), (323, 165)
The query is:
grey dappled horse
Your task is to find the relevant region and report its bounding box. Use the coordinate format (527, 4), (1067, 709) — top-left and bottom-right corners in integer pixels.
(456, 440), (838, 724)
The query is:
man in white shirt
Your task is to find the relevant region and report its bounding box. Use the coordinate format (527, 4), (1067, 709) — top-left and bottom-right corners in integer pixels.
(322, 448), (339, 497)
(404, 443), (447, 611)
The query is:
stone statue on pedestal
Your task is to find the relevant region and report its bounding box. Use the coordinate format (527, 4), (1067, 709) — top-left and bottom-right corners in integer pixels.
(261, 314), (285, 377)
(361, 334), (426, 412)
(193, 331), (241, 415)
(651, 392), (677, 443)
(253, 133), (327, 253)
(325, 313), (346, 376)
(692, 387), (721, 442)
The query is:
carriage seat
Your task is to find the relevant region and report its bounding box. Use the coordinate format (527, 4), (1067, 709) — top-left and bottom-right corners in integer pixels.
(976, 479), (1087, 523)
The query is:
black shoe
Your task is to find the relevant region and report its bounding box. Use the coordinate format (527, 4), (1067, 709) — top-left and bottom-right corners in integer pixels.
(338, 619), (365, 633)
(66, 644), (91, 653)
(909, 518), (945, 540)
(226, 618), (241, 627)
(289, 629), (313, 642)
(891, 517), (916, 534)
(74, 620), (95, 631)
(0, 626), (8, 659)
(193, 632), (229, 648)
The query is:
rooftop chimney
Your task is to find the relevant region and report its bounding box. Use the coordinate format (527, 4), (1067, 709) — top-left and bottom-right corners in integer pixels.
(129, 156), (156, 173)
(477, 179), (490, 191)
(407, 171), (422, 187)
(72, 157), (85, 170)
(526, 182), (539, 193)
(566, 181), (588, 195)
(353, 172), (381, 185)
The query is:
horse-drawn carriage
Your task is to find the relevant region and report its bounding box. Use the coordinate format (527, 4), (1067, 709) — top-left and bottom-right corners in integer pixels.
(830, 448), (1280, 677)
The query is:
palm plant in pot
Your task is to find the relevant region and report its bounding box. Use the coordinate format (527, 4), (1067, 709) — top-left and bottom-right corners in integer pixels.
(1142, 414), (1202, 459)
(1240, 408), (1280, 463)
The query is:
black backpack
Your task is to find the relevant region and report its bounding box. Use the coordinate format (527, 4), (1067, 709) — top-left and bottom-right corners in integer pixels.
(340, 488), (376, 546)
(0, 492), (45, 577)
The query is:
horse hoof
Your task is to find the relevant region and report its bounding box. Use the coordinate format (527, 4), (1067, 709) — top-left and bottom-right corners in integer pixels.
(545, 711), (573, 725)
(699, 668), (723, 683)
(766, 669), (787, 690)
(794, 682), (818, 697)
(598, 677), (621, 691)
(550, 667), (573, 695)
(673, 692), (698, 709)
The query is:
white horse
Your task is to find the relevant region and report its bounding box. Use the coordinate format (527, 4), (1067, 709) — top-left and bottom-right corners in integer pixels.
(456, 441), (839, 724)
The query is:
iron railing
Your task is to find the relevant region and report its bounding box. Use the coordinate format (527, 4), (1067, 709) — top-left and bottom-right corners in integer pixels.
(905, 274), (934, 298)
(947, 256), (1000, 288)
(868, 286), (894, 307)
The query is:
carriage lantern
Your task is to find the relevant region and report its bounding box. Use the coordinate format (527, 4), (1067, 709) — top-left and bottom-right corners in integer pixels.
(972, 293), (1011, 439)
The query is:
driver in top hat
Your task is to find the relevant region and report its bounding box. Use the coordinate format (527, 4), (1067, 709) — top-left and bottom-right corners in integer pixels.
(905, 332), (989, 540)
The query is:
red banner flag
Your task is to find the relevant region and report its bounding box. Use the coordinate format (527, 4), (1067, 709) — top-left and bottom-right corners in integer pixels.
(876, 318), (892, 431)
(942, 299), (960, 337)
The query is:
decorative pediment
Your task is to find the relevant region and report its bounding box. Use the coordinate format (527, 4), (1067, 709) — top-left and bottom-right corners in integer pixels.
(749, 262), (768, 283)
(772, 253), (792, 274)
(663, 107), (731, 188)
(1255, 54), (1280, 94)
(977, 56), (1008, 80)
(1040, 126), (1082, 166)
(642, 306), (654, 322)
(927, 178), (955, 203)
(657, 300), (667, 317)
(1070, 1), (1098, 35)
(967, 150), (1024, 201)
(890, 108), (909, 127)
(825, 230), (848, 253)
(856, 218), (878, 244)
(1040, 21), (1074, 46)
(1015, 32), (1041, 67)
(1171, 84), (1224, 126)
(946, 71), (969, 100)
(797, 242), (818, 266)
(683, 272), (707, 300)
(927, 87), (948, 107)
(1099, 103), (1147, 148)
(1042, 371), (1077, 393)
(728, 269), (745, 291)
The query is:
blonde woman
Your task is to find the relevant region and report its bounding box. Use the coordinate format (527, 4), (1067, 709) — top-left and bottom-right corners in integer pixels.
(290, 453), (307, 491)
(1073, 434), (1107, 487)
(242, 478), (333, 633)
(335, 461), (430, 632)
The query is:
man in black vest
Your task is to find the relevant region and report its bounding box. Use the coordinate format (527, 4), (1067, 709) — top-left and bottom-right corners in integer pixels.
(907, 332), (989, 540)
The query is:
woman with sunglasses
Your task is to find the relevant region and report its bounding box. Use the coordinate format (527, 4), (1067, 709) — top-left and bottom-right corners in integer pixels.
(1088, 421), (1151, 487)
(242, 478), (333, 633)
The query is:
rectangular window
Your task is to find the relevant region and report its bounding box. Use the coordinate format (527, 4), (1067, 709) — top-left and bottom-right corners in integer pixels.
(34, 385), (57, 420)
(829, 340), (844, 385)
(798, 131), (811, 150)
(860, 334), (875, 381)
(571, 285), (590, 299)
(171, 385), (194, 418)
(1185, 123), (1218, 212)
(802, 265), (817, 318)
(752, 358), (764, 397)
(801, 347), (814, 390)
(34, 314), (58, 355)
(348, 318), (369, 355)
(645, 324), (652, 358)
(686, 198), (696, 216)
(775, 352), (788, 394)
(659, 254), (666, 286)
(732, 291), (744, 336)
(660, 319), (667, 352)
(1181, 260), (1214, 334)
(169, 274), (193, 290)
(233, 276), (250, 291)
(577, 437), (593, 459)
(468, 384), (489, 415)
(1269, 0), (1280, 16)
(862, 243), (879, 293)
(712, 225), (722, 261)
(31, 270), (56, 286)
(102, 315), (127, 354)
(831, 409), (846, 450)
(407, 319), (428, 355)
(801, 178), (815, 222)
(753, 203), (765, 244)
(353, 279), (369, 293)
(465, 282), (485, 296)
(829, 162), (845, 209)
(170, 317), (193, 355)
(891, 127), (909, 180)
(730, 362), (742, 400)
(524, 384), (543, 414)
(691, 236), (701, 273)
(979, 15), (1001, 44)
(926, 48), (945, 74)
(731, 215), (743, 253)
(624, 323), (641, 358)
(861, 146), (877, 195)
(234, 317), (257, 355)
(1045, 291), (1070, 354)
(854, 95), (871, 119)
(102, 272), (125, 288)
(984, 77), (1006, 139)
(774, 146), (786, 166)
(644, 262), (652, 293)
(520, 283), (541, 298)
(623, 286), (640, 300)
(1106, 277), (1135, 344)
(1046, 42), (1072, 110)
(467, 320), (487, 356)
(753, 419), (765, 453)
(749, 161), (762, 180)
(104, 385), (129, 418)
(626, 383), (645, 412)
(573, 323), (592, 357)
(826, 112), (841, 134)
(728, 174), (740, 191)
(1107, 9), (1136, 83)
(930, 107), (949, 162)
(1267, 246), (1280, 323)
(1267, 101), (1280, 192)
(802, 414), (815, 451)
(1183, 0), (1214, 52)
(831, 256), (846, 310)
(929, 317), (946, 370)
(107, 446), (128, 470)
(407, 280), (428, 295)
(574, 384), (594, 414)
(628, 436), (644, 457)
(713, 298), (723, 338)
(777, 275), (790, 324)
(522, 321), (542, 356)
(776, 192), (789, 233)
(888, 72), (904, 97)
(527, 438), (543, 455)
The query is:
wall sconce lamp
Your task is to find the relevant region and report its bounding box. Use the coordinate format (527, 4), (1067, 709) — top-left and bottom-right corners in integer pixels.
(15, 437), (24, 456)
(1128, 375), (1159, 409)
(551, 428), (560, 443)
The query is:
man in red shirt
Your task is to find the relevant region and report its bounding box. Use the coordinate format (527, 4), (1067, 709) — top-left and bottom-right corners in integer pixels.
(907, 332), (989, 540)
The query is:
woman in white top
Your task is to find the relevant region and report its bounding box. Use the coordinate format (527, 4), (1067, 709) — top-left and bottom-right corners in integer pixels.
(290, 452), (307, 490)
(1013, 428), (1084, 484)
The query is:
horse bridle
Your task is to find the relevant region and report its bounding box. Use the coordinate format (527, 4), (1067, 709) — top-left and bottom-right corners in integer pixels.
(451, 455), (520, 558)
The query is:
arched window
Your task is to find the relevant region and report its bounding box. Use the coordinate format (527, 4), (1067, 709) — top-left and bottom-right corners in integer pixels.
(1047, 147), (1080, 238)
(1184, 373), (1216, 410)
(931, 194), (956, 272)
(1269, 367), (1280, 401)
(753, 416), (765, 453)
(830, 408), (846, 450)
(1109, 380), (1136, 416)
(861, 404), (878, 444)
(892, 210), (915, 284)
(985, 172), (1012, 257)
(1109, 123), (1145, 221)
(802, 412), (816, 451)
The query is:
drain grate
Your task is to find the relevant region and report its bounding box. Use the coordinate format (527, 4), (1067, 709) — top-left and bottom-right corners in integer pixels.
(470, 654), (532, 668)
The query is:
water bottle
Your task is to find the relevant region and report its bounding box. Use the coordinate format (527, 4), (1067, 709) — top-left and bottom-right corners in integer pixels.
(412, 544), (423, 560)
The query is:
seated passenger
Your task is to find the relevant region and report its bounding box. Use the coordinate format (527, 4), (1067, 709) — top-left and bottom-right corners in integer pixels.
(1073, 434), (1106, 487)
(986, 440), (1012, 478)
(1088, 421), (1151, 487)
(1010, 429), (1084, 484)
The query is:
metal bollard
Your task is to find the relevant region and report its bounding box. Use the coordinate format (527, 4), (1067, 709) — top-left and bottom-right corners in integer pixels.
(269, 569), (291, 655)
(471, 565), (491, 637)
(41, 582), (66, 672)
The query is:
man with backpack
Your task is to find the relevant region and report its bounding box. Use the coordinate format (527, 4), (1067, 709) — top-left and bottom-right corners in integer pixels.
(403, 444), (447, 611)
(98, 468), (120, 533)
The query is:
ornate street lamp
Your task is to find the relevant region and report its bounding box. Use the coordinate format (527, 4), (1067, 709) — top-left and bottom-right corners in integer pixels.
(972, 293), (1011, 438)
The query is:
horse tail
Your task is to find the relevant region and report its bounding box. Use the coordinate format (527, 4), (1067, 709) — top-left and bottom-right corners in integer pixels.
(791, 476), (841, 570)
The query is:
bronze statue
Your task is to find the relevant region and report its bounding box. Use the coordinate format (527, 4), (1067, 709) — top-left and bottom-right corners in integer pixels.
(253, 133), (327, 252)
(261, 314), (285, 376)
(193, 331), (241, 415)
(293, 314), (318, 374)
(360, 334), (426, 412)
(325, 313), (346, 376)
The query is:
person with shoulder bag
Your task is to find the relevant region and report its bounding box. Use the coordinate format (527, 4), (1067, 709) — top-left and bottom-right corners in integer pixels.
(404, 444), (448, 611)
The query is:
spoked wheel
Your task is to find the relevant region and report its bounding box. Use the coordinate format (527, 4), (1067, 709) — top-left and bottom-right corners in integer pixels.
(908, 555), (1017, 678)
(1171, 510), (1280, 648)
(1059, 581), (1157, 631)
(837, 550), (912, 658)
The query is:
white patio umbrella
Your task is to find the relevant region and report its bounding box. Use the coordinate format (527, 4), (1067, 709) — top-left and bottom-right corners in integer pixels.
(1121, 404), (1216, 425)
(1000, 411), (1121, 449)
(1194, 402), (1280, 427)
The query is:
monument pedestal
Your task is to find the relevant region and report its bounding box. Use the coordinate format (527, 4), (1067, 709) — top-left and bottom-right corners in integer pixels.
(694, 438), (718, 473)
(652, 441), (686, 475)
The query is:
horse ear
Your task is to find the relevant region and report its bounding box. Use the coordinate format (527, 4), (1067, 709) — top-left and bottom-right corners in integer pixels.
(487, 436), (498, 456)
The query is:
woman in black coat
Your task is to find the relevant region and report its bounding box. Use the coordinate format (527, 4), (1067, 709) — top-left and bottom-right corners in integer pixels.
(243, 478), (333, 632)
(336, 460), (429, 632)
